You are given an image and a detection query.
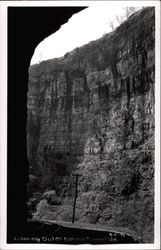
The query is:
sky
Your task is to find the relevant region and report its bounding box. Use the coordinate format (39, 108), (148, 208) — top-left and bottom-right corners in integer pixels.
(30, 3), (143, 65)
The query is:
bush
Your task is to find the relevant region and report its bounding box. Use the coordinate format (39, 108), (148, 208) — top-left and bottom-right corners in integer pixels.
(33, 199), (49, 219)
(27, 174), (40, 198)
(43, 190), (61, 205)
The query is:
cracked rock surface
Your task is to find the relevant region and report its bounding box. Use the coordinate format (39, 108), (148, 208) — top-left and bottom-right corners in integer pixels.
(27, 7), (155, 243)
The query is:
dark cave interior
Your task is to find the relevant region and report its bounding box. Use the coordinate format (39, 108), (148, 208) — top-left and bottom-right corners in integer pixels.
(7, 6), (86, 242)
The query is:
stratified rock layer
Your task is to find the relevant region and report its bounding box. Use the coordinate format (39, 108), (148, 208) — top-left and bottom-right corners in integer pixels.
(27, 7), (155, 242)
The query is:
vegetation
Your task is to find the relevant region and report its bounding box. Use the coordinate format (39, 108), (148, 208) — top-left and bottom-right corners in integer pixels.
(108, 7), (143, 31)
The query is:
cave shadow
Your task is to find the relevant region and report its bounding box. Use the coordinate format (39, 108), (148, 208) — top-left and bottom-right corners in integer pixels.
(7, 6), (87, 243)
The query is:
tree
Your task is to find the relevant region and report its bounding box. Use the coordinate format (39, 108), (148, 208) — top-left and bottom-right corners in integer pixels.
(108, 21), (115, 31)
(124, 6), (143, 19)
(107, 6), (143, 31)
(38, 52), (43, 63)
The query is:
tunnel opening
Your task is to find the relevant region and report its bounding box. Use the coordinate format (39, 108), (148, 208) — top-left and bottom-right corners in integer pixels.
(7, 6), (87, 243)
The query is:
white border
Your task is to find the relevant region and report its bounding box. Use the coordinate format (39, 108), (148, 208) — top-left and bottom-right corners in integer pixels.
(0, 1), (160, 250)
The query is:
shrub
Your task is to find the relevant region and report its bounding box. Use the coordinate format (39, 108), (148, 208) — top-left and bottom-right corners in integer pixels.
(43, 190), (61, 205)
(33, 199), (49, 219)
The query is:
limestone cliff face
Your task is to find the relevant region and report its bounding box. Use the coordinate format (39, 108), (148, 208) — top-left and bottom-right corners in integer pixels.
(27, 7), (155, 242)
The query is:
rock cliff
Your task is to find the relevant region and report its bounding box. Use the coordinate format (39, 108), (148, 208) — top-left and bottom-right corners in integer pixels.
(27, 7), (155, 242)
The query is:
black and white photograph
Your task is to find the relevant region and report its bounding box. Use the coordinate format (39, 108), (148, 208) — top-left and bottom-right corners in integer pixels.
(0, 1), (160, 249)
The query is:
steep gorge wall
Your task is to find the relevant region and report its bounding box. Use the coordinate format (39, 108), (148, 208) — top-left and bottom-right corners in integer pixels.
(27, 7), (155, 242)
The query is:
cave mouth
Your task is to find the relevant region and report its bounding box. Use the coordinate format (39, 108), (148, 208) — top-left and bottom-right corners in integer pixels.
(7, 6), (86, 243)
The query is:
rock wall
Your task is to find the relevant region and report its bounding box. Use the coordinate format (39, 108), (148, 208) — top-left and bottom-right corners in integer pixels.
(27, 7), (155, 242)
